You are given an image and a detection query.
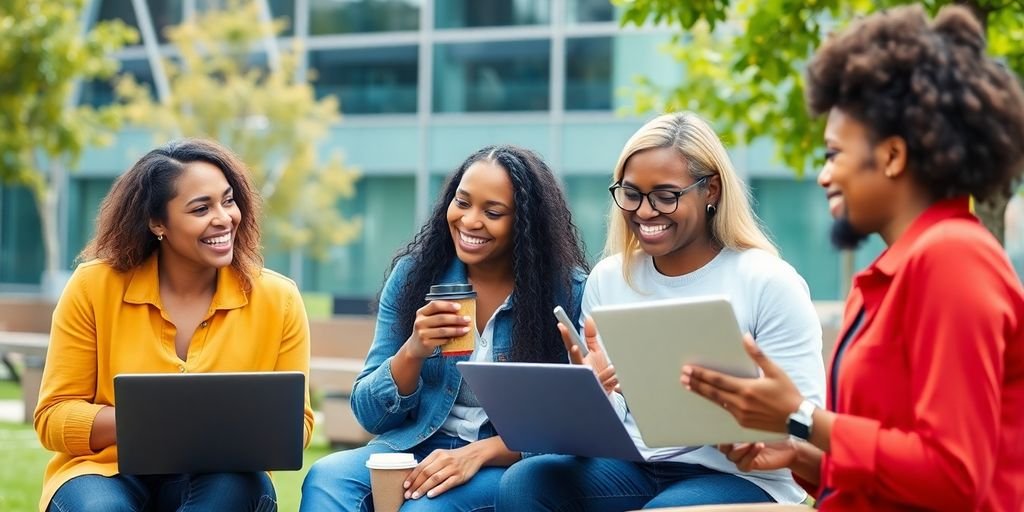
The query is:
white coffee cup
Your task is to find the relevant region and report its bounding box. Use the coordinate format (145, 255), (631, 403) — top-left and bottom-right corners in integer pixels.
(366, 453), (419, 512)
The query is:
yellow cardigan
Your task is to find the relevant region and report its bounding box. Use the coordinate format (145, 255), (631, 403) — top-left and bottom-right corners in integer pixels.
(34, 255), (314, 511)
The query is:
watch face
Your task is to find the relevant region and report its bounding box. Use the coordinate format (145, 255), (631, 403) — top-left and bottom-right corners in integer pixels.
(787, 418), (811, 440)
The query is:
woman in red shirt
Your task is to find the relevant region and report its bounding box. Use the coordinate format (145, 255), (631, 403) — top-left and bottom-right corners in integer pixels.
(683, 5), (1024, 511)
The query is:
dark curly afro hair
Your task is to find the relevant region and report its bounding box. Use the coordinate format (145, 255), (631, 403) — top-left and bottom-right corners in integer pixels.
(805, 4), (1024, 202)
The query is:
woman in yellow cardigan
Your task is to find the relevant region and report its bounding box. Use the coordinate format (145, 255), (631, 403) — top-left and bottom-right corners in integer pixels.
(34, 139), (314, 511)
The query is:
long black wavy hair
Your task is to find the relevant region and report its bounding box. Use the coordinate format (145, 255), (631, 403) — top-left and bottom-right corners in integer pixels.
(382, 145), (589, 363)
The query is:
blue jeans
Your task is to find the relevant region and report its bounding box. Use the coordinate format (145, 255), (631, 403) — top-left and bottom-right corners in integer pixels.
(496, 455), (773, 511)
(48, 472), (276, 512)
(300, 432), (505, 512)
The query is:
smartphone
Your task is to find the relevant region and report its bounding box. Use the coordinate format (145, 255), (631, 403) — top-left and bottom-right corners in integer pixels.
(553, 306), (589, 357)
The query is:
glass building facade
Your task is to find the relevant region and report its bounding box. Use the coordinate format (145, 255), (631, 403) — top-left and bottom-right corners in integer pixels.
(0, 0), (889, 300)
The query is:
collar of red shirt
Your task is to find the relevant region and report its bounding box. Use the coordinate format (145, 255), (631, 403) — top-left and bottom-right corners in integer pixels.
(868, 196), (975, 278)
(123, 253), (248, 311)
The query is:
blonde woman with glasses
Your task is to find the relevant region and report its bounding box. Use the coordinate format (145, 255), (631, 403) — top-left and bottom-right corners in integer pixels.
(496, 112), (826, 511)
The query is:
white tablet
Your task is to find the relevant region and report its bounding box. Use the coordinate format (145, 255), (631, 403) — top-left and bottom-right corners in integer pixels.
(590, 296), (786, 447)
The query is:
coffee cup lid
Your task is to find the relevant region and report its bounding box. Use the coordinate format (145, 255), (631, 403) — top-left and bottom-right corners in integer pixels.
(366, 452), (418, 470)
(425, 283), (476, 301)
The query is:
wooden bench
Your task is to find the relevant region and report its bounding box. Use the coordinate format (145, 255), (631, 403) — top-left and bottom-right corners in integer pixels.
(0, 331), (49, 423)
(308, 315), (376, 447)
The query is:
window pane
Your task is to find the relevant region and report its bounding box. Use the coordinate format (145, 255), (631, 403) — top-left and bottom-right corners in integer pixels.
(147, 0), (183, 43)
(0, 185), (44, 285)
(302, 176), (417, 297)
(750, 177), (840, 300)
(309, 46), (418, 114)
(195, 0), (295, 36)
(434, 40), (550, 113)
(568, 0), (614, 23)
(309, 0), (420, 35)
(92, 0), (140, 33)
(562, 175), (612, 263)
(565, 34), (681, 111)
(565, 37), (611, 110)
(435, 0), (549, 28)
(67, 178), (115, 269)
(269, 0), (295, 36)
(80, 58), (156, 107)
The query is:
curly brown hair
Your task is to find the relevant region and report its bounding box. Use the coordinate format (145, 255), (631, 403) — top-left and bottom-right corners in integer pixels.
(80, 138), (263, 290)
(805, 4), (1024, 202)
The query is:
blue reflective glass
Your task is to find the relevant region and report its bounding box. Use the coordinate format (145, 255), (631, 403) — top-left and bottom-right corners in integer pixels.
(566, 37), (612, 110)
(310, 46), (418, 114)
(435, 0), (549, 28)
(309, 0), (420, 34)
(434, 40), (550, 112)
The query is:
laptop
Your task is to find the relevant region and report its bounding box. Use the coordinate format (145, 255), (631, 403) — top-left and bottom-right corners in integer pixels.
(457, 362), (644, 461)
(114, 371), (305, 475)
(590, 295), (787, 447)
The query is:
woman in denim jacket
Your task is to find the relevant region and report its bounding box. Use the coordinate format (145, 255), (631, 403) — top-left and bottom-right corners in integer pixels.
(301, 145), (588, 511)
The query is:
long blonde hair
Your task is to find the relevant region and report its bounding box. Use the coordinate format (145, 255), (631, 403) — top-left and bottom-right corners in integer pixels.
(604, 112), (776, 287)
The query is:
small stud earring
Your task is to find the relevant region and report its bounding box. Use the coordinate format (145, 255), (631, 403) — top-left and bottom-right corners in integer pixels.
(157, 234), (163, 241)
(706, 204), (717, 215)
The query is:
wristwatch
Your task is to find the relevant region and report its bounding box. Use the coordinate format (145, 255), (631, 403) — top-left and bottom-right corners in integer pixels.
(787, 399), (816, 440)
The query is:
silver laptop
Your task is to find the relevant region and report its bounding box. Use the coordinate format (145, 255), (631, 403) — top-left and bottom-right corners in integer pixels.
(590, 296), (787, 447)
(114, 371), (305, 475)
(457, 362), (644, 461)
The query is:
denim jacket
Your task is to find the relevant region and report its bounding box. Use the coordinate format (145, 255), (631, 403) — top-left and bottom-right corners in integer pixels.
(350, 256), (585, 451)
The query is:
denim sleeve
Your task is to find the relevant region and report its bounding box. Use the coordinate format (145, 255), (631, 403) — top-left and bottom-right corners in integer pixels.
(349, 258), (424, 434)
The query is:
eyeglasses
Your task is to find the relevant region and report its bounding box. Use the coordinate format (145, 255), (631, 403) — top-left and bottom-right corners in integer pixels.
(608, 176), (708, 215)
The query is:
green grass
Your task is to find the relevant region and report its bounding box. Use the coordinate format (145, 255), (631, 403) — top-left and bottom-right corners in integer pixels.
(0, 420), (336, 512)
(0, 422), (50, 512)
(0, 380), (22, 400)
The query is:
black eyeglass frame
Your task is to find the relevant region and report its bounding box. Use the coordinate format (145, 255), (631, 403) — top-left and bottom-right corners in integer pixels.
(608, 176), (709, 214)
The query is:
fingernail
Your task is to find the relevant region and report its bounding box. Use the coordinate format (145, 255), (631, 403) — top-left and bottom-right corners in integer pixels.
(463, 315), (472, 322)
(412, 492), (421, 499)
(404, 491), (411, 499)
(427, 491), (435, 498)
(682, 366), (692, 375)
(452, 303), (461, 310)
(462, 326), (471, 333)
(403, 481), (410, 489)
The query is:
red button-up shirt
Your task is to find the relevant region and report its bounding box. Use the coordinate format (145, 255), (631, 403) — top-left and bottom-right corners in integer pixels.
(815, 197), (1024, 511)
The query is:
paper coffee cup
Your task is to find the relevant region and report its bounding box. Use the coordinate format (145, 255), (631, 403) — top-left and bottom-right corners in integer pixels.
(425, 283), (477, 357)
(366, 453), (418, 512)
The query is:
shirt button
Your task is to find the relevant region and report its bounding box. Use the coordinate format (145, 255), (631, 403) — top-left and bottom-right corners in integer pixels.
(480, 337), (488, 347)
(179, 365), (186, 373)
(200, 321), (208, 327)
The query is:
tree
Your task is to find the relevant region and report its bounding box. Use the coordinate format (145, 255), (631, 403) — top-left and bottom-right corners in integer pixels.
(116, 0), (361, 261)
(0, 0), (135, 293)
(621, 0), (1024, 243)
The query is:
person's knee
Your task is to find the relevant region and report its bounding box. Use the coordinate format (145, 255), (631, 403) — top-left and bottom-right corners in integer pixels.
(302, 450), (364, 493)
(193, 472), (276, 508)
(300, 449), (375, 511)
(497, 457), (569, 508)
(49, 475), (143, 512)
(50, 493), (137, 512)
(302, 457), (333, 493)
